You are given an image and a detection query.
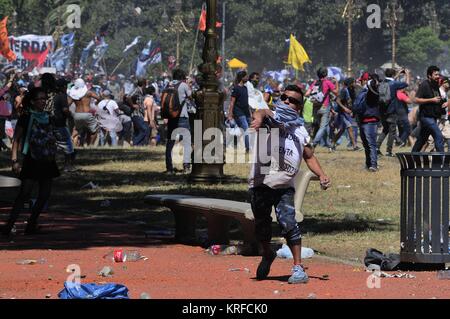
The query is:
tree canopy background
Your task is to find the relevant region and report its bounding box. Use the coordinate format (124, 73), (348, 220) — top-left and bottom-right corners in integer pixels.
(0, 0), (449, 77)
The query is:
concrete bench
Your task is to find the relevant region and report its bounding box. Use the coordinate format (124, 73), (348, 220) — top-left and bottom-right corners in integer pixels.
(0, 175), (21, 206)
(144, 170), (319, 254)
(0, 175), (21, 188)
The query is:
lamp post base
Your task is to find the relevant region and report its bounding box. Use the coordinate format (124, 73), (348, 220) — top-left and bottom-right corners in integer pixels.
(189, 163), (225, 184)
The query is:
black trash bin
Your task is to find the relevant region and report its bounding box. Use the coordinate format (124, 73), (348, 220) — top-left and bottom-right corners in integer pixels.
(397, 153), (450, 265)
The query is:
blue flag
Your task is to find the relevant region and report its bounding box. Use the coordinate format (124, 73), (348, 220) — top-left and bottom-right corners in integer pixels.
(133, 40), (161, 78)
(52, 32), (75, 73)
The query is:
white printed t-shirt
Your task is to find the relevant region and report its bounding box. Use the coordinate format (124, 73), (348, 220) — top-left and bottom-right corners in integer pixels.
(249, 114), (310, 189)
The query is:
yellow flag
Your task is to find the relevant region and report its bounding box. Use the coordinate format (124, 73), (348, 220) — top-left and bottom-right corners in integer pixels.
(287, 34), (311, 71)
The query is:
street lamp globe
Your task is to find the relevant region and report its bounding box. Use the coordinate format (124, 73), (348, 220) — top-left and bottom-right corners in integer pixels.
(175, 0), (182, 12)
(162, 7), (169, 26)
(397, 5), (404, 22)
(384, 6), (391, 24)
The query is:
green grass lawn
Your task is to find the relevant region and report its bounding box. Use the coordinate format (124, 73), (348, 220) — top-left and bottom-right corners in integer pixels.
(0, 145), (404, 263)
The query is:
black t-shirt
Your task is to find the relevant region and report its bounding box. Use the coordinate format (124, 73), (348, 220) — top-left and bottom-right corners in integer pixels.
(231, 85), (250, 117)
(417, 80), (443, 119)
(53, 92), (69, 127)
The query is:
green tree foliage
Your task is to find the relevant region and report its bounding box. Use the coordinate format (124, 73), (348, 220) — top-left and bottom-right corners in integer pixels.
(398, 27), (444, 73)
(0, 0), (14, 19)
(4, 0), (450, 76)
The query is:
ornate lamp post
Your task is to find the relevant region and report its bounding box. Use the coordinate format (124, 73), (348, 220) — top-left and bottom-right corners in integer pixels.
(342, 0), (363, 76)
(162, 0), (196, 68)
(384, 0), (404, 68)
(427, 2), (440, 35)
(12, 10), (18, 34)
(190, 0), (225, 184)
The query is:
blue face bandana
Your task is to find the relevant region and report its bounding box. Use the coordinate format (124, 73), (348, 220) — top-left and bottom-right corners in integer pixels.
(270, 100), (305, 130)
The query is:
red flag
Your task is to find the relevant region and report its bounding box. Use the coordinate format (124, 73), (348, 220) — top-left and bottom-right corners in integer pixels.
(199, 8), (206, 31)
(0, 17), (16, 61)
(23, 46), (50, 68)
(198, 8), (222, 32)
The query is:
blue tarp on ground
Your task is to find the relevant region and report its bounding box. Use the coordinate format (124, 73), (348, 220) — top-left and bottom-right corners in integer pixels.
(58, 282), (129, 299)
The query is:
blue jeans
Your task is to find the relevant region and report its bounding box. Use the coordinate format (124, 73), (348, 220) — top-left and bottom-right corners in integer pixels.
(54, 127), (74, 154)
(166, 117), (191, 171)
(249, 185), (301, 246)
(360, 122), (379, 169)
(119, 121), (132, 143)
(397, 117), (411, 144)
(98, 129), (118, 147)
(377, 114), (397, 154)
(132, 116), (150, 146)
(413, 117), (445, 152)
(313, 108), (331, 147)
(234, 115), (251, 151)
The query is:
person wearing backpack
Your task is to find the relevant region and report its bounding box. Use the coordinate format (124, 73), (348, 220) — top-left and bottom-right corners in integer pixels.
(97, 90), (122, 147)
(1, 87), (59, 236)
(163, 69), (193, 174)
(305, 67), (338, 150)
(376, 68), (409, 157)
(354, 75), (382, 172)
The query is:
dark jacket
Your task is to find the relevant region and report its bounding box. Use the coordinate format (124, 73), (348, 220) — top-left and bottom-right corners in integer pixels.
(386, 80), (409, 116)
(361, 92), (381, 120)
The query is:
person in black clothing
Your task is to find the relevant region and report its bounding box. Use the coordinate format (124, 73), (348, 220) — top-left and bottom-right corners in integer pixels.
(1, 87), (60, 236)
(412, 66), (446, 152)
(376, 68), (408, 157)
(227, 71), (251, 152)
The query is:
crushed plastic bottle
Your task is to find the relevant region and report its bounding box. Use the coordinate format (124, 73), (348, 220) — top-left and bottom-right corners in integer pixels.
(207, 245), (240, 256)
(103, 250), (143, 262)
(16, 258), (46, 265)
(276, 244), (315, 259)
(302, 247), (315, 259)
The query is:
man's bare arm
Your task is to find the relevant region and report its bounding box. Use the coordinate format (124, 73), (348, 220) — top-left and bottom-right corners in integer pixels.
(303, 145), (331, 189)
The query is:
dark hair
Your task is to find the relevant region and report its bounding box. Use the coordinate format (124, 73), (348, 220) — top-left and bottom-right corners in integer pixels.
(172, 69), (187, 81)
(427, 66), (440, 77)
(285, 84), (304, 99)
(344, 77), (355, 87)
(41, 73), (57, 92)
(235, 71), (247, 85)
(384, 68), (396, 78)
(145, 86), (155, 96)
(317, 67), (328, 79)
(137, 78), (147, 87)
(22, 87), (47, 111)
(249, 72), (260, 81)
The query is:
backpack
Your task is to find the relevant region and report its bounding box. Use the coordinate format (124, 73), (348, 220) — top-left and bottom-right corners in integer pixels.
(309, 80), (326, 108)
(352, 88), (368, 117)
(118, 101), (132, 117)
(28, 119), (57, 162)
(378, 80), (391, 111)
(364, 248), (401, 271)
(160, 82), (182, 119)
